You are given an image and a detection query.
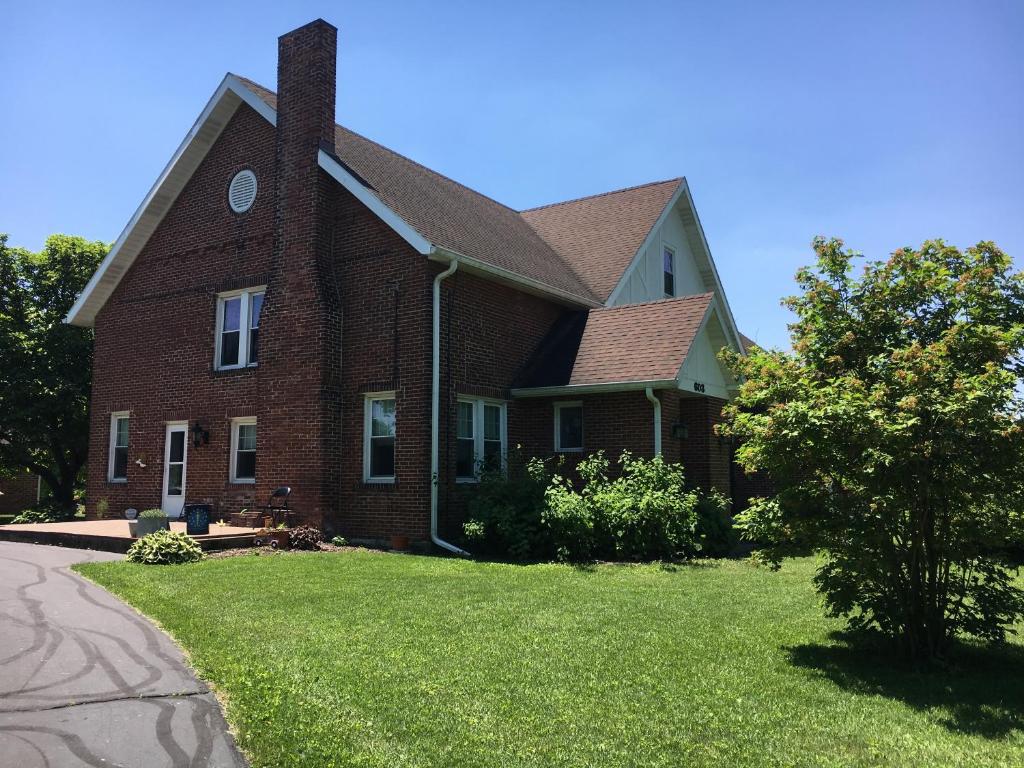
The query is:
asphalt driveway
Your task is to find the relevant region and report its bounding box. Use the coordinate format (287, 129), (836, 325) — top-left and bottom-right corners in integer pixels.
(0, 541), (246, 767)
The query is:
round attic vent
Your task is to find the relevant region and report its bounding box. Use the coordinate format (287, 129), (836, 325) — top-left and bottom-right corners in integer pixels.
(228, 169), (258, 213)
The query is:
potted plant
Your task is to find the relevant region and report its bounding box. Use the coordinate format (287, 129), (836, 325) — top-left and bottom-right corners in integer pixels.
(135, 508), (170, 538)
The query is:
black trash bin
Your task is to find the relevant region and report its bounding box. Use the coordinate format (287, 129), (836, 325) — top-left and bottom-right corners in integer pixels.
(183, 503), (211, 536)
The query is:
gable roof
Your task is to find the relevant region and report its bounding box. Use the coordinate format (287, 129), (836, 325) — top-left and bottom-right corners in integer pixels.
(66, 74), (732, 329)
(238, 77), (597, 303)
(513, 294), (713, 392)
(520, 179), (683, 301)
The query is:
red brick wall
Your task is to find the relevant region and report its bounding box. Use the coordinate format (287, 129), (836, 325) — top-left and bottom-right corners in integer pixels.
(435, 271), (566, 536)
(0, 474), (39, 515)
(86, 102), (276, 521)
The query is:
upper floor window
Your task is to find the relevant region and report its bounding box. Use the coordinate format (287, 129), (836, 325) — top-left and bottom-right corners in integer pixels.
(456, 397), (507, 481)
(364, 393), (396, 483)
(554, 402), (583, 452)
(108, 412), (129, 482)
(215, 287), (265, 370)
(663, 246), (676, 297)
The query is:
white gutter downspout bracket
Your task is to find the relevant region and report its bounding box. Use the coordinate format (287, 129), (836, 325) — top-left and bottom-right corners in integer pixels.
(645, 387), (662, 457)
(431, 257), (470, 556)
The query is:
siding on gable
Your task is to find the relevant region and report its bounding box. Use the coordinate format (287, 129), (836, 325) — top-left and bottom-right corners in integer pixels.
(612, 206), (705, 305)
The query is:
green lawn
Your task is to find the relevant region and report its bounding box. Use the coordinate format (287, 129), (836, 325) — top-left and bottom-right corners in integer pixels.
(76, 552), (1024, 768)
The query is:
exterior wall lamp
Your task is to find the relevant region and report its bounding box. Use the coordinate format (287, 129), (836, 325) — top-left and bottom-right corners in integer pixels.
(192, 421), (210, 448)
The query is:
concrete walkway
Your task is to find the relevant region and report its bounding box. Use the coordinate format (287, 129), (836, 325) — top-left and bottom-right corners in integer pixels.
(0, 542), (246, 767)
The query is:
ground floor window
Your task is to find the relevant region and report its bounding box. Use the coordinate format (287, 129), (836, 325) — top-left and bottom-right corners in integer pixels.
(554, 401), (583, 452)
(230, 417), (257, 483)
(364, 393), (396, 482)
(456, 397), (507, 481)
(108, 412), (129, 482)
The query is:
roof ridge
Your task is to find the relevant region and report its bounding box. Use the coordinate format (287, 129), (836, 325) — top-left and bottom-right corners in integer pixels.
(519, 178), (684, 213)
(234, 75), (523, 216)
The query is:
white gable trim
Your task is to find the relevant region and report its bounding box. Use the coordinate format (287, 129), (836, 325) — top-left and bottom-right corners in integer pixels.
(66, 75), (272, 327)
(316, 149), (432, 255)
(604, 179), (745, 356)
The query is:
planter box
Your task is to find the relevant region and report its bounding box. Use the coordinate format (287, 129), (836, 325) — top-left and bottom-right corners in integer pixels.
(135, 517), (169, 538)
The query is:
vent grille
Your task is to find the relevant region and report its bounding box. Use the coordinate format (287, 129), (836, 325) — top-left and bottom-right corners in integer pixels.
(228, 170), (258, 213)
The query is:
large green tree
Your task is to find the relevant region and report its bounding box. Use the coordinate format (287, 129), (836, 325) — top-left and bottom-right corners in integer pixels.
(0, 233), (108, 514)
(721, 237), (1024, 662)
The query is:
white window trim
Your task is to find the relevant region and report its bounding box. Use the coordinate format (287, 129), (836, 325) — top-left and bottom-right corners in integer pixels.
(663, 245), (676, 298)
(455, 397), (508, 483)
(554, 401), (584, 453)
(108, 411), (130, 483)
(363, 391), (397, 484)
(214, 286), (266, 371)
(229, 416), (257, 484)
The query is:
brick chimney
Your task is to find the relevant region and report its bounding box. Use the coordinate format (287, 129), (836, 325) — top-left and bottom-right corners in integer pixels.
(258, 19), (340, 529)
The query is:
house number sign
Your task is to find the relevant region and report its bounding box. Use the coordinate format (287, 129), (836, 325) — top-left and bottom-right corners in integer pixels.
(693, 381), (706, 393)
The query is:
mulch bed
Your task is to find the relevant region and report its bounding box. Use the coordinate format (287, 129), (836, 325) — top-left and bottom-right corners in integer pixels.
(206, 543), (388, 559)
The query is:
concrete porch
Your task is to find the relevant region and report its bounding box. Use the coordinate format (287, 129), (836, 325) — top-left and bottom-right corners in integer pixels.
(0, 520), (256, 553)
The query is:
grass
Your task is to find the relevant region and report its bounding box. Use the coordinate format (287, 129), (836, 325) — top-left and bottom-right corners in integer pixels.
(76, 553), (1024, 768)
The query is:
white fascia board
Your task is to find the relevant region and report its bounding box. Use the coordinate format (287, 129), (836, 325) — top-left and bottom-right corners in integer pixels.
(677, 179), (745, 355)
(604, 180), (686, 307)
(510, 379), (677, 398)
(428, 247), (600, 309)
(65, 74), (258, 326)
(316, 149), (433, 255)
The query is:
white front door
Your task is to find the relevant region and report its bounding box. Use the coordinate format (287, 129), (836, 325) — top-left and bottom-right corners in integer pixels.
(161, 423), (188, 518)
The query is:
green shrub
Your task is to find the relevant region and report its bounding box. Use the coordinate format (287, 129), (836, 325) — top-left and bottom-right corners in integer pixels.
(330, 535), (348, 547)
(547, 452), (702, 563)
(11, 499), (75, 524)
(466, 451), (712, 563)
(695, 490), (738, 557)
(289, 525), (323, 551)
(461, 452), (554, 560)
(139, 508), (167, 519)
(126, 530), (204, 565)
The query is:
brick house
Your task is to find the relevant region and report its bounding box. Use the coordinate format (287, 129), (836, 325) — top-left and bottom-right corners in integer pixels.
(66, 19), (753, 550)
(0, 472), (41, 517)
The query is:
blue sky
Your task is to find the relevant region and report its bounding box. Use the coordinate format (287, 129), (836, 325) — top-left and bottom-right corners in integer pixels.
(2, 1), (1021, 349)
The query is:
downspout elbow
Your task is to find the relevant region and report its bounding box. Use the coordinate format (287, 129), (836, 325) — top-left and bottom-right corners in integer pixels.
(645, 387), (662, 457)
(431, 258), (470, 557)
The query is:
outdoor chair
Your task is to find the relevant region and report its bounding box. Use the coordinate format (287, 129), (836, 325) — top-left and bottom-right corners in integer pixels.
(261, 486), (293, 527)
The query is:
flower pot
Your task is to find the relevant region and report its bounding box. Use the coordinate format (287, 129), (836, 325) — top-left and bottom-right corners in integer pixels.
(262, 516), (273, 528)
(390, 534), (410, 551)
(135, 516), (169, 538)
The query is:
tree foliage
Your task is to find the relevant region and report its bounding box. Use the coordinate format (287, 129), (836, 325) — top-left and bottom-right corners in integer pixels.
(720, 237), (1024, 662)
(0, 233), (107, 512)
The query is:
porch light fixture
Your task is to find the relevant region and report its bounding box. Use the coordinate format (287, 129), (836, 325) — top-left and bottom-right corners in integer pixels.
(671, 422), (688, 440)
(192, 421), (210, 448)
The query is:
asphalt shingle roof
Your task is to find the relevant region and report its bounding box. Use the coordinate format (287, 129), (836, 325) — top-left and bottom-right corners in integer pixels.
(238, 77), (679, 305)
(515, 294), (713, 388)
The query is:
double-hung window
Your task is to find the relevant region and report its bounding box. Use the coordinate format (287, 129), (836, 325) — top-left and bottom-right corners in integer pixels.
(554, 402), (583, 452)
(108, 412), (129, 482)
(663, 246), (676, 297)
(456, 397), (507, 481)
(230, 417), (257, 483)
(364, 393), (396, 482)
(215, 287), (265, 370)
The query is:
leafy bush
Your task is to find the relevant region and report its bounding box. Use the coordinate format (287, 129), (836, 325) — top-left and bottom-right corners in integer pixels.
(126, 530), (204, 565)
(289, 525), (323, 551)
(465, 451), (712, 563)
(330, 535), (348, 547)
(461, 452), (554, 560)
(139, 508), (167, 519)
(546, 452), (702, 562)
(11, 499), (75, 524)
(695, 490), (738, 557)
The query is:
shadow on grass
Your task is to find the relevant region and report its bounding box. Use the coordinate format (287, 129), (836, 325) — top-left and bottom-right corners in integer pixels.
(787, 631), (1024, 739)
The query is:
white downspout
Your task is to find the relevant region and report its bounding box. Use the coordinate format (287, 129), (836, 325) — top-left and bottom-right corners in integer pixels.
(431, 257), (470, 556)
(645, 387), (662, 457)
